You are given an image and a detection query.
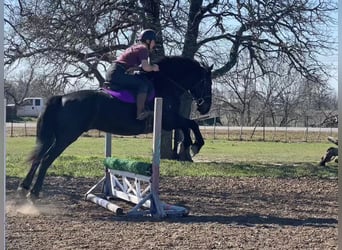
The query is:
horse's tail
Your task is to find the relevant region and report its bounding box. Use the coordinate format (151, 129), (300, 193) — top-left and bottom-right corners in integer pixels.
(28, 95), (62, 163)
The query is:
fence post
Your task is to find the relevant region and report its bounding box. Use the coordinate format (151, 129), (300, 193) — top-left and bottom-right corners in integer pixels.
(239, 126), (243, 141)
(262, 114), (265, 141)
(10, 122), (13, 137)
(24, 122), (27, 137)
(285, 126), (288, 143)
(213, 117), (216, 139)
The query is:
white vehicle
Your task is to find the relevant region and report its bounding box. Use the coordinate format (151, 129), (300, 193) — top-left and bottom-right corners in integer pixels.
(16, 97), (45, 117)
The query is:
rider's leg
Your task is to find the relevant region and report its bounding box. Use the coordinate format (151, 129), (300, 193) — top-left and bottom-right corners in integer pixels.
(136, 92), (149, 120)
(136, 77), (153, 120)
(106, 66), (153, 119)
(106, 63), (127, 90)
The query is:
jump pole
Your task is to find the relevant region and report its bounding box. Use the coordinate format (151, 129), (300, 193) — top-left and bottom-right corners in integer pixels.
(86, 98), (188, 217)
(86, 98), (165, 217)
(149, 97), (165, 217)
(0, 1), (6, 247)
(86, 193), (123, 215)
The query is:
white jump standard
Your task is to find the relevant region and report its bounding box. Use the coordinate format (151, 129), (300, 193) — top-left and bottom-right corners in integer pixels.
(85, 98), (189, 217)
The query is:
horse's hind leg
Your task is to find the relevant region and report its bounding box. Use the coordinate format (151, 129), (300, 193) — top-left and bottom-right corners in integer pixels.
(18, 140), (54, 196)
(28, 139), (75, 199)
(17, 159), (41, 197)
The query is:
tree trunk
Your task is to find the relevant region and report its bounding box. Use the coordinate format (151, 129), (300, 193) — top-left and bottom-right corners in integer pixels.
(175, 0), (203, 160)
(140, 0), (174, 159)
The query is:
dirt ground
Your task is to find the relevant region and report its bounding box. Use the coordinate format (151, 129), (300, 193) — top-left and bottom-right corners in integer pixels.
(6, 175), (337, 250)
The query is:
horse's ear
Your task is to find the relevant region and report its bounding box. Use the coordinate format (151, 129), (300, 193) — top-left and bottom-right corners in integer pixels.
(209, 64), (214, 71)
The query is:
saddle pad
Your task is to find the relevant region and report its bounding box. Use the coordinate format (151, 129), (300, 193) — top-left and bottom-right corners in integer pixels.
(102, 88), (155, 103)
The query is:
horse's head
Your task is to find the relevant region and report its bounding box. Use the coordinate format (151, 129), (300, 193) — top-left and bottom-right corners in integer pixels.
(189, 64), (213, 115)
(153, 56), (213, 114)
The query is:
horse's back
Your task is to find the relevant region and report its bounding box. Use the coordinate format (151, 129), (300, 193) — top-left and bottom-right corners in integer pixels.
(58, 89), (147, 135)
(61, 89), (109, 102)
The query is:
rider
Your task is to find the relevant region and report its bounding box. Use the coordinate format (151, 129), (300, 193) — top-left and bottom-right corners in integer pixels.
(105, 29), (160, 120)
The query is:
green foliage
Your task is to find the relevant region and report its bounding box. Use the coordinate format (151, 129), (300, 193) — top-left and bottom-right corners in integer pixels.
(104, 157), (152, 176)
(6, 137), (337, 179)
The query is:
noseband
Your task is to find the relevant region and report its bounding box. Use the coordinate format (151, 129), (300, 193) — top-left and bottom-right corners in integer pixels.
(189, 77), (210, 107)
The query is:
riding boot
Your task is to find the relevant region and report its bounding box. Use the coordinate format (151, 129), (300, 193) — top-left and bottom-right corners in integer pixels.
(136, 93), (149, 120)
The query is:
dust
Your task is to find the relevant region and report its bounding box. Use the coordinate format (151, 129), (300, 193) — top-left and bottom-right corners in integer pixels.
(6, 197), (62, 217)
(6, 199), (40, 216)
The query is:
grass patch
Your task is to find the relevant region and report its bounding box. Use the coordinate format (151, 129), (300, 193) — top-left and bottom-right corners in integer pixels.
(159, 161), (337, 178)
(6, 137), (337, 179)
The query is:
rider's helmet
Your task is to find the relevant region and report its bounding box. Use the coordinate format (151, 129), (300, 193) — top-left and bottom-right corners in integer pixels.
(138, 29), (156, 43)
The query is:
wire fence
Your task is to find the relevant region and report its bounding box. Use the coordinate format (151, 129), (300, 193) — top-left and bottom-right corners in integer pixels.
(199, 126), (338, 143)
(6, 122), (338, 143)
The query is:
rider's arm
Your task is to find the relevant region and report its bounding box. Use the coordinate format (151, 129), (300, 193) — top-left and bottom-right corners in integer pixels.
(141, 59), (159, 72)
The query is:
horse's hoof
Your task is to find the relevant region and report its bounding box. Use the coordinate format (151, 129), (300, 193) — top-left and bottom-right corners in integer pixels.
(190, 144), (200, 157)
(178, 150), (193, 162)
(17, 186), (29, 199)
(26, 196), (36, 205)
(171, 151), (180, 160)
(26, 191), (40, 203)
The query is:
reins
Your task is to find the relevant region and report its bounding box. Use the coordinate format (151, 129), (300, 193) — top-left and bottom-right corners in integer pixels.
(159, 72), (208, 105)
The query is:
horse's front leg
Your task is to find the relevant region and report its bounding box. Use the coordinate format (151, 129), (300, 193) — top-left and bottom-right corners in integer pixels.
(177, 136), (192, 162)
(186, 120), (204, 156)
(176, 118), (204, 161)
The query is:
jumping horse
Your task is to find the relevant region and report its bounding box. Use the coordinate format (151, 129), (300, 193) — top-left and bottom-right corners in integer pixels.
(18, 56), (213, 199)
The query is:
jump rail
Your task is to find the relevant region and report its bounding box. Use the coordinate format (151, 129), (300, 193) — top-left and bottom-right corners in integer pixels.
(85, 98), (189, 218)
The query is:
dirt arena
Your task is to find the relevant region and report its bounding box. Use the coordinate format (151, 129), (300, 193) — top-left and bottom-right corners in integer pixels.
(6, 176), (337, 249)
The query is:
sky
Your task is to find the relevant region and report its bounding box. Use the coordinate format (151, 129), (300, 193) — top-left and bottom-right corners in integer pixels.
(4, 1), (339, 94)
(325, 54), (338, 92)
(327, 9), (338, 92)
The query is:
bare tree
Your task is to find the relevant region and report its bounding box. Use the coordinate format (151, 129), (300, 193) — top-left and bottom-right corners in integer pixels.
(6, 0), (337, 86)
(5, 65), (35, 104)
(211, 51), (336, 128)
(5, 0), (142, 84)
(5, 0), (337, 157)
(5, 64), (67, 104)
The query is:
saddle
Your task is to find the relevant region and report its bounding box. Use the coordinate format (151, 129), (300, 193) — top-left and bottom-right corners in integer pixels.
(101, 85), (155, 104)
(101, 85), (155, 131)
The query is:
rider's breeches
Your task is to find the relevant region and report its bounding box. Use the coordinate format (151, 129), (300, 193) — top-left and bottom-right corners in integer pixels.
(105, 63), (153, 94)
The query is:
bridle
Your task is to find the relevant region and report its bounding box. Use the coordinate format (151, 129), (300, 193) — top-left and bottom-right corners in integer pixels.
(189, 78), (209, 107)
(161, 71), (209, 107)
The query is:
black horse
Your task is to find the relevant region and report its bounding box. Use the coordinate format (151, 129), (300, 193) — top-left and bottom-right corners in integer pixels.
(18, 56), (213, 199)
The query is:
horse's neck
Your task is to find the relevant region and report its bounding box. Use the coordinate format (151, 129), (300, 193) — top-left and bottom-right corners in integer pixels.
(157, 57), (200, 93)
(155, 75), (187, 98)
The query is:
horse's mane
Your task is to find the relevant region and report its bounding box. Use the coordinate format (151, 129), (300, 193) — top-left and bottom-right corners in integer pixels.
(156, 56), (202, 74)
(157, 55), (200, 64)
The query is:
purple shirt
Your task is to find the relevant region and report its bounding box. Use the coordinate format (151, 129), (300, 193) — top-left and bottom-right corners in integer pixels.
(115, 44), (149, 68)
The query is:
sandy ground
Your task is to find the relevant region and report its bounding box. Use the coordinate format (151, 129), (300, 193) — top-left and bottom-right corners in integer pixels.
(6, 176), (337, 249)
